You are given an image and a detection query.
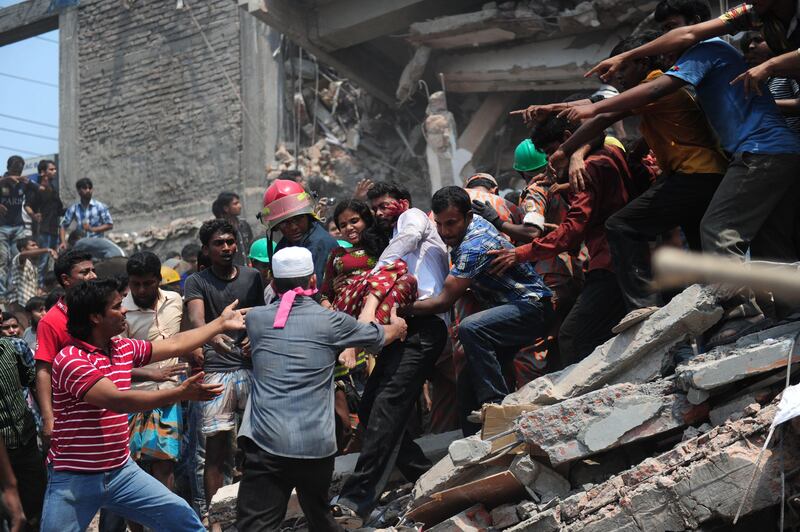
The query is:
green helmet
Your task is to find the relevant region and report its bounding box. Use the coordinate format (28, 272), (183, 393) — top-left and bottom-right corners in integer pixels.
(248, 238), (277, 263)
(513, 139), (547, 172)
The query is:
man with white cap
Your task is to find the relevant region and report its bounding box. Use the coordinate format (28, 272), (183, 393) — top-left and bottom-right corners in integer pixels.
(236, 247), (408, 532)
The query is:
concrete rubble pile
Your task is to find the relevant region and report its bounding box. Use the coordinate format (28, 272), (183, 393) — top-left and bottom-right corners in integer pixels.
(208, 283), (800, 530)
(403, 283), (800, 531)
(265, 52), (429, 213)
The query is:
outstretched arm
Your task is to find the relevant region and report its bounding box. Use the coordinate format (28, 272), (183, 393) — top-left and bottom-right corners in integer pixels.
(732, 49), (800, 96)
(586, 17), (728, 81)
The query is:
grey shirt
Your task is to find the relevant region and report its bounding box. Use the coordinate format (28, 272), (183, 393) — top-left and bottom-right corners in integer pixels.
(183, 267), (264, 372)
(239, 297), (384, 459)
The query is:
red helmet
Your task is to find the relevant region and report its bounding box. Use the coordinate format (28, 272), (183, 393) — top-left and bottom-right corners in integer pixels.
(259, 179), (315, 230)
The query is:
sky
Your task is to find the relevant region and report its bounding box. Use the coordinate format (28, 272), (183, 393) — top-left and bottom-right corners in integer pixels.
(0, 0), (59, 169)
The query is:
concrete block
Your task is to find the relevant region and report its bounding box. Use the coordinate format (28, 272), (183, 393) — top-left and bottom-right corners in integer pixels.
(427, 503), (492, 532)
(505, 508), (561, 532)
(490, 503), (521, 529)
(676, 336), (797, 392)
(448, 435), (492, 466)
(709, 394), (757, 426)
(514, 381), (707, 466)
(509, 455), (570, 503)
(505, 285), (722, 407)
(208, 482), (302, 525)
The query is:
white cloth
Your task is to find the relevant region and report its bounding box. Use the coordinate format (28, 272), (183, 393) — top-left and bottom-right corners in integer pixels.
(772, 382), (800, 428)
(272, 247), (314, 278)
(376, 207), (448, 302)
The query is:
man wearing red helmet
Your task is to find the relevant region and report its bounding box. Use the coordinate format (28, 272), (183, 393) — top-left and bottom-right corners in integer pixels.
(260, 179), (338, 283)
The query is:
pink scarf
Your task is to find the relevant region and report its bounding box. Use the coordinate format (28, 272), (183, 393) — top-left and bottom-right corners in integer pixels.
(273, 287), (318, 328)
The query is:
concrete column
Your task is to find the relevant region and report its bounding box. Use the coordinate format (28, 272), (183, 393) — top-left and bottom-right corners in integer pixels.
(238, 10), (282, 229)
(58, 6), (78, 201)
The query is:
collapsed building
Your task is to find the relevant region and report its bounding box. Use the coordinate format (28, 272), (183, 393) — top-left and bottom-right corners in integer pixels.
(209, 283), (800, 531)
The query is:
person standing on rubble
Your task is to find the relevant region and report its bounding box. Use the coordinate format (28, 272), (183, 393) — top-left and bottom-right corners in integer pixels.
(578, 0), (800, 347)
(260, 179), (338, 283)
(235, 247), (407, 531)
(489, 113), (634, 366)
(401, 186), (553, 434)
(334, 182), (449, 526)
(59, 178), (113, 250)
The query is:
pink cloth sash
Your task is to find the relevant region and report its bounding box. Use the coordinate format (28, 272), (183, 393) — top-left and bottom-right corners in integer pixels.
(273, 287), (318, 328)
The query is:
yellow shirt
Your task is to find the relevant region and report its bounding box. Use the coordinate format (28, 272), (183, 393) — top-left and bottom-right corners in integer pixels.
(634, 70), (728, 176)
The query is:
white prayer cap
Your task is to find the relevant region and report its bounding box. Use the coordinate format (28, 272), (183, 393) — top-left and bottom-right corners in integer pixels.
(272, 247), (314, 278)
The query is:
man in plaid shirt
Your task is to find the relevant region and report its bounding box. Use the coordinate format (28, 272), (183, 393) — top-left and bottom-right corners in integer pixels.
(59, 178), (113, 252)
(8, 238), (56, 308)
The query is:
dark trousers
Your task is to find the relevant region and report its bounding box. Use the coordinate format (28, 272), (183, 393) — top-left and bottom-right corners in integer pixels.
(236, 438), (341, 532)
(558, 269), (626, 366)
(700, 152), (800, 318)
(457, 299), (553, 434)
(606, 172), (723, 311)
(338, 315), (447, 517)
(6, 436), (46, 531)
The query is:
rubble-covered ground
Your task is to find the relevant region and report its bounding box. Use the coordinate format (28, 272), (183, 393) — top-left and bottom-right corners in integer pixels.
(208, 284), (800, 531)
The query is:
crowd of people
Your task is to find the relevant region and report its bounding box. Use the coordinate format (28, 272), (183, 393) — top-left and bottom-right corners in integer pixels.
(1, 0), (800, 530)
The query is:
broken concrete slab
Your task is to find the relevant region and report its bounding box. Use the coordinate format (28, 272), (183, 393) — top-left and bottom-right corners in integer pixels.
(506, 507), (561, 532)
(410, 453), (515, 508)
(426, 503), (492, 532)
(709, 394), (757, 426)
(514, 380), (708, 466)
(522, 401), (799, 530)
(448, 434), (493, 466)
(504, 285), (722, 407)
(676, 335), (797, 393)
(508, 455), (570, 504)
(491, 503), (521, 529)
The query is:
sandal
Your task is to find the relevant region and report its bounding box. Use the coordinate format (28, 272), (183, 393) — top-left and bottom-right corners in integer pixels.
(612, 306), (659, 334)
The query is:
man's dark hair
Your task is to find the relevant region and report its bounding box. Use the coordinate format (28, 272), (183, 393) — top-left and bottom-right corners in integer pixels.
(610, 30), (666, 70)
(465, 178), (497, 191)
(366, 181), (412, 206)
(277, 170), (303, 182)
(431, 186), (472, 216)
(182, 243), (201, 261)
(37, 159), (55, 175)
(653, 0), (711, 24)
(75, 177), (93, 190)
(54, 250), (93, 287)
(25, 296), (46, 313)
(1, 312), (18, 325)
(211, 192), (239, 218)
(273, 274), (313, 293)
(66, 279), (119, 341)
(6, 156), (24, 175)
(127, 251), (161, 278)
(15, 237), (36, 253)
(530, 114), (574, 147)
(199, 219), (238, 246)
(44, 287), (65, 310)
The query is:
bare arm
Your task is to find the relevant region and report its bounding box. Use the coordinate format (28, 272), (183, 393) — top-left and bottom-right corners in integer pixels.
(776, 98), (800, 116)
(496, 222), (541, 244)
(731, 50), (800, 96)
(88, 223), (113, 234)
(587, 18), (728, 81)
(559, 112), (626, 156)
(150, 301), (246, 363)
(34, 361), (53, 446)
(83, 371), (223, 413)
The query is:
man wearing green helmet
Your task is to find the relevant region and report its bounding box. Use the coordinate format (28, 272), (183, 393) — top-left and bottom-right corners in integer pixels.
(248, 238), (277, 303)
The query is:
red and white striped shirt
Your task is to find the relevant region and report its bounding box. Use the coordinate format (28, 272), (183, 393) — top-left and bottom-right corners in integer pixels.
(49, 337), (152, 471)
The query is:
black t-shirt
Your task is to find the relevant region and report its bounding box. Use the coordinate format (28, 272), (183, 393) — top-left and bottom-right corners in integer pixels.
(29, 185), (64, 235)
(0, 180), (29, 227)
(183, 266), (264, 372)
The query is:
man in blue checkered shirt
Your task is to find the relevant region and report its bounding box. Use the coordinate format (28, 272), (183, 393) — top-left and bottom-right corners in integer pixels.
(400, 186), (554, 434)
(58, 178), (113, 251)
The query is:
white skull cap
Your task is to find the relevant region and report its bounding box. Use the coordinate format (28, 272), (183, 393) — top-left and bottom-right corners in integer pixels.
(272, 247), (314, 278)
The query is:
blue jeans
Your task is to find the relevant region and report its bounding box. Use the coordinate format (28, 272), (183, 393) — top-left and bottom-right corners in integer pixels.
(0, 225), (26, 297)
(457, 298), (553, 420)
(41, 459), (204, 531)
(37, 233), (59, 282)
